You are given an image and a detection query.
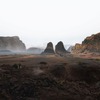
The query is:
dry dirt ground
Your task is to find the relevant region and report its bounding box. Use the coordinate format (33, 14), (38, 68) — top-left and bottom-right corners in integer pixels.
(0, 54), (100, 100)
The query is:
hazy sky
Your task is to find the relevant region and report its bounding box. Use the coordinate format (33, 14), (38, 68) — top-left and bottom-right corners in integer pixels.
(0, 0), (100, 48)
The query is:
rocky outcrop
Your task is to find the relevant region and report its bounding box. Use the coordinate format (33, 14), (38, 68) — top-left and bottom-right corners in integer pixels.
(0, 36), (26, 52)
(42, 42), (55, 54)
(82, 33), (100, 52)
(72, 43), (82, 53)
(55, 41), (69, 54)
(72, 33), (100, 53)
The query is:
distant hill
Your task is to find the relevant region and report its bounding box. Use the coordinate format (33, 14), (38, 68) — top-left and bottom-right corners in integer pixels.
(0, 36), (26, 52)
(27, 47), (44, 54)
(0, 50), (13, 55)
(67, 46), (73, 52)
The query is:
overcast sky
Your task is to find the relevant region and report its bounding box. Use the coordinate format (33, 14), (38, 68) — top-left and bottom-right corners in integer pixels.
(0, 0), (100, 48)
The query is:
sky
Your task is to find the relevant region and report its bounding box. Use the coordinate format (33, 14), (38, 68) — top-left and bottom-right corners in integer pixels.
(0, 0), (100, 48)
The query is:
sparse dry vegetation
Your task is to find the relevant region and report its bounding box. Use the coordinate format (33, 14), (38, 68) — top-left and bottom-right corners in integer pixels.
(0, 54), (100, 100)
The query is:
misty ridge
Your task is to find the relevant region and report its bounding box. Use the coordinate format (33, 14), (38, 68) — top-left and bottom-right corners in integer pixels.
(0, 32), (100, 55)
(0, 33), (100, 100)
(0, 36), (71, 55)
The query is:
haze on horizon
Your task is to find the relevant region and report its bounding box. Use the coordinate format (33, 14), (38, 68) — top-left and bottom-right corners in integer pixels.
(0, 0), (100, 48)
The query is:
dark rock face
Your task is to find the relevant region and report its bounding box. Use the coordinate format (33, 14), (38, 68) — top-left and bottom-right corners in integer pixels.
(0, 36), (26, 52)
(42, 42), (55, 54)
(72, 33), (100, 53)
(55, 41), (69, 54)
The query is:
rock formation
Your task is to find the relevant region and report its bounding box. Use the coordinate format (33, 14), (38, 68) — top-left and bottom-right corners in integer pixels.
(67, 46), (73, 53)
(42, 42), (55, 54)
(72, 43), (82, 53)
(0, 36), (26, 52)
(72, 33), (100, 53)
(55, 41), (69, 54)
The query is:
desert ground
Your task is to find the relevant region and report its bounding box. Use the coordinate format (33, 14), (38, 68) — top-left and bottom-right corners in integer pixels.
(0, 54), (100, 100)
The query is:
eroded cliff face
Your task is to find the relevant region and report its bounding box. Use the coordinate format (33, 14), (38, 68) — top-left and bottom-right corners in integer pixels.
(0, 36), (26, 52)
(72, 43), (82, 53)
(82, 33), (100, 52)
(72, 33), (100, 53)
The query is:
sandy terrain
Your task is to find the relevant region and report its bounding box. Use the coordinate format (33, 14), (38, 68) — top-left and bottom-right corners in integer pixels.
(0, 54), (67, 66)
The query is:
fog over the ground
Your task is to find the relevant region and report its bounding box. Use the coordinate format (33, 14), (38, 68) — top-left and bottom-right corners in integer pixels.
(0, 0), (100, 48)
